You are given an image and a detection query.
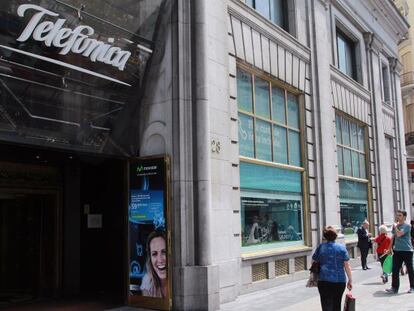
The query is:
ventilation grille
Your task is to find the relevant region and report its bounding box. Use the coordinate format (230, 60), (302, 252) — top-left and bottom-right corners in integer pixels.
(252, 263), (268, 282)
(275, 259), (289, 276)
(295, 256), (306, 272)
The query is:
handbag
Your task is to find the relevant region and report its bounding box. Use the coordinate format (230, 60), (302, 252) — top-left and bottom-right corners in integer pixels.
(309, 261), (320, 274)
(343, 292), (356, 311)
(305, 271), (318, 287)
(383, 254), (393, 274)
(306, 261), (319, 287)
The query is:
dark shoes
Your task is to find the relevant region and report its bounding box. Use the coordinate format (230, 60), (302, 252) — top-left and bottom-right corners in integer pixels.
(381, 274), (388, 284)
(363, 266), (371, 270)
(408, 288), (414, 294)
(385, 288), (398, 294)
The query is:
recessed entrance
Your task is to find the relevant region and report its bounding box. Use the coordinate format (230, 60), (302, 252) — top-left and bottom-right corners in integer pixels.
(0, 191), (60, 305)
(0, 144), (126, 309)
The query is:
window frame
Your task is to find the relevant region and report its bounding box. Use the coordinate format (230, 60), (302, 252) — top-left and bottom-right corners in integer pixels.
(336, 28), (357, 80)
(237, 66), (303, 167)
(381, 62), (391, 105)
(243, 0), (294, 34)
(335, 112), (372, 241)
(236, 63), (310, 253)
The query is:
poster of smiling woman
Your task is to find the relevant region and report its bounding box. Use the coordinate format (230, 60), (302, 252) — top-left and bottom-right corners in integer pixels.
(128, 156), (171, 310)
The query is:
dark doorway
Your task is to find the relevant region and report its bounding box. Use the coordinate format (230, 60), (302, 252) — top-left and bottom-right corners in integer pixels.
(0, 191), (61, 306)
(0, 144), (127, 309)
(79, 158), (126, 300)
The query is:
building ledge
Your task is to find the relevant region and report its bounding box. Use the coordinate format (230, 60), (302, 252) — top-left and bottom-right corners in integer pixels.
(241, 245), (312, 261)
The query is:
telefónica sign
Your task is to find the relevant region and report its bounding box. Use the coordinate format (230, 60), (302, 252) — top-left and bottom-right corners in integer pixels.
(16, 4), (132, 71)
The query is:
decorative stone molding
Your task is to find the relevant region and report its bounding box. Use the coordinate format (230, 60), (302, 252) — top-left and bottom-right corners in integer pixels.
(363, 32), (383, 53)
(388, 57), (403, 75)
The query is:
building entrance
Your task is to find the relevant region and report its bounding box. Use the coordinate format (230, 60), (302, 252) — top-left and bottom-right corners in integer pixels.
(0, 191), (60, 305)
(0, 144), (127, 309)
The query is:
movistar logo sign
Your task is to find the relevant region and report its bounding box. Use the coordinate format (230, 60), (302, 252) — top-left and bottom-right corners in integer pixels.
(136, 165), (157, 174)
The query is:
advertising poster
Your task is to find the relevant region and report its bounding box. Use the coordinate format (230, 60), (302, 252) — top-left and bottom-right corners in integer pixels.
(128, 156), (171, 310)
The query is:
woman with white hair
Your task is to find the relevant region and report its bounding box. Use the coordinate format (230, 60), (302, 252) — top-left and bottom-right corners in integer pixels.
(373, 224), (391, 283)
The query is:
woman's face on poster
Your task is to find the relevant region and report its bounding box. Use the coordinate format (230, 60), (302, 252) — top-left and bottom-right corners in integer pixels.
(150, 236), (167, 279)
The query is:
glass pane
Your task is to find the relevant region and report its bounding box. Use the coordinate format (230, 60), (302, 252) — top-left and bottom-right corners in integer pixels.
(270, 0), (285, 28)
(241, 195), (303, 247)
(238, 113), (254, 158)
(255, 120), (272, 161)
(336, 115), (342, 144)
(287, 93), (299, 129)
(255, 0), (271, 19)
(0, 0), (167, 156)
(343, 148), (352, 176)
(382, 65), (390, 102)
(337, 32), (354, 77)
(273, 126), (288, 164)
(350, 123), (358, 149)
(358, 126), (365, 151)
(341, 117), (350, 146)
(340, 202), (368, 236)
(240, 162), (302, 193)
(288, 130), (301, 166)
(351, 151), (360, 178)
(344, 38), (354, 77)
(237, 69), (253, 112)
(339, 179), (368, 201)
(246, 0), (254, 6)
(359, 154), (366, 179)
(255, 77), (270, 118)
(337, 35), (347, 74)
(337, 146), (344, 175)
(272, 87), (286, 124)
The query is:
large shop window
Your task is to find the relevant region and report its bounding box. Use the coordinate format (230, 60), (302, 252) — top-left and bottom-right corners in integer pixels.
(237, 68), (304, 252)
(336, 114), (369, 239)
(245, 0), (288, 31)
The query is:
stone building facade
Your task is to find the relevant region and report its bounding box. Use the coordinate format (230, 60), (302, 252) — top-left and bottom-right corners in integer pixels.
(168, 0), (409, 309)
(0, 1), (409, 311)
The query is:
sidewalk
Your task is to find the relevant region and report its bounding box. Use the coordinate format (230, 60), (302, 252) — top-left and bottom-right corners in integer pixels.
(219, 262), (414, 311)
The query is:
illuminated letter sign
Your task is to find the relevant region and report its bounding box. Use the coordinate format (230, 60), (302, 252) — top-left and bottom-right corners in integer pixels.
(16, 4), (131, 71)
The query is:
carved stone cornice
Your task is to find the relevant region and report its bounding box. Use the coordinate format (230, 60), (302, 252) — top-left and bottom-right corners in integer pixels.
(317, 0), (331, 11)
(363, 32), (383, 53)
(389, 57), (403, 75)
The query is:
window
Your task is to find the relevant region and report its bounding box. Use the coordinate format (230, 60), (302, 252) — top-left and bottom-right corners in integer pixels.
(336, 114), (369, 239)
(237, 67), (304, 252)
(245, 0), (288, 31)
(382, 64), (391, 103)
(237, 69), (301, 166)
(336, 28), (357, 80)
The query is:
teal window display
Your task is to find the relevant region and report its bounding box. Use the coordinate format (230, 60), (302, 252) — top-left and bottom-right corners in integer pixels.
(237, 68), (305, 252)
(240, 162), (304, 250)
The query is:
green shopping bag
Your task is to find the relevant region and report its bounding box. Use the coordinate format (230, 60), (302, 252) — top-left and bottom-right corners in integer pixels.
(383, 255), (393, 274)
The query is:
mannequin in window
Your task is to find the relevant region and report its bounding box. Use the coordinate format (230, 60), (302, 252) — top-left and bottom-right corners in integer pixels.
(247, 215), (260, 244)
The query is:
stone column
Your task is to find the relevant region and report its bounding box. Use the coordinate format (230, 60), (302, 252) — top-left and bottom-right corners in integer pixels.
(310, 0), (340, 228)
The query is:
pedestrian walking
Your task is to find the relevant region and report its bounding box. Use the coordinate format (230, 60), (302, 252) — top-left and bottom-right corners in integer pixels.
(312, 226), (352, 311)
(385, 210), (414, 294)
(357, 220), (372, 270)
(373, 225), (391, 283)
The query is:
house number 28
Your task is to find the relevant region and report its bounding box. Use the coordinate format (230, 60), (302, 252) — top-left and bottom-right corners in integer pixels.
(211, 140), (221, 154)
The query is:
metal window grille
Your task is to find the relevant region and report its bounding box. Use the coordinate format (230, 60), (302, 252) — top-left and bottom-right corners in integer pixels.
(275, 259), (289, 276)
(252, 263), (268, 282)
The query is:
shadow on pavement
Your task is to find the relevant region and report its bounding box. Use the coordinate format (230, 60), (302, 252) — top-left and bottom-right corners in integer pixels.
(362, 282), (382, 286)
(372, 290), (399, 297)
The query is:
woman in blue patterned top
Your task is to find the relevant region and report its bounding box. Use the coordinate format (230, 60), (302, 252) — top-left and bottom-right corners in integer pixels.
(312, 226), (353, 311)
